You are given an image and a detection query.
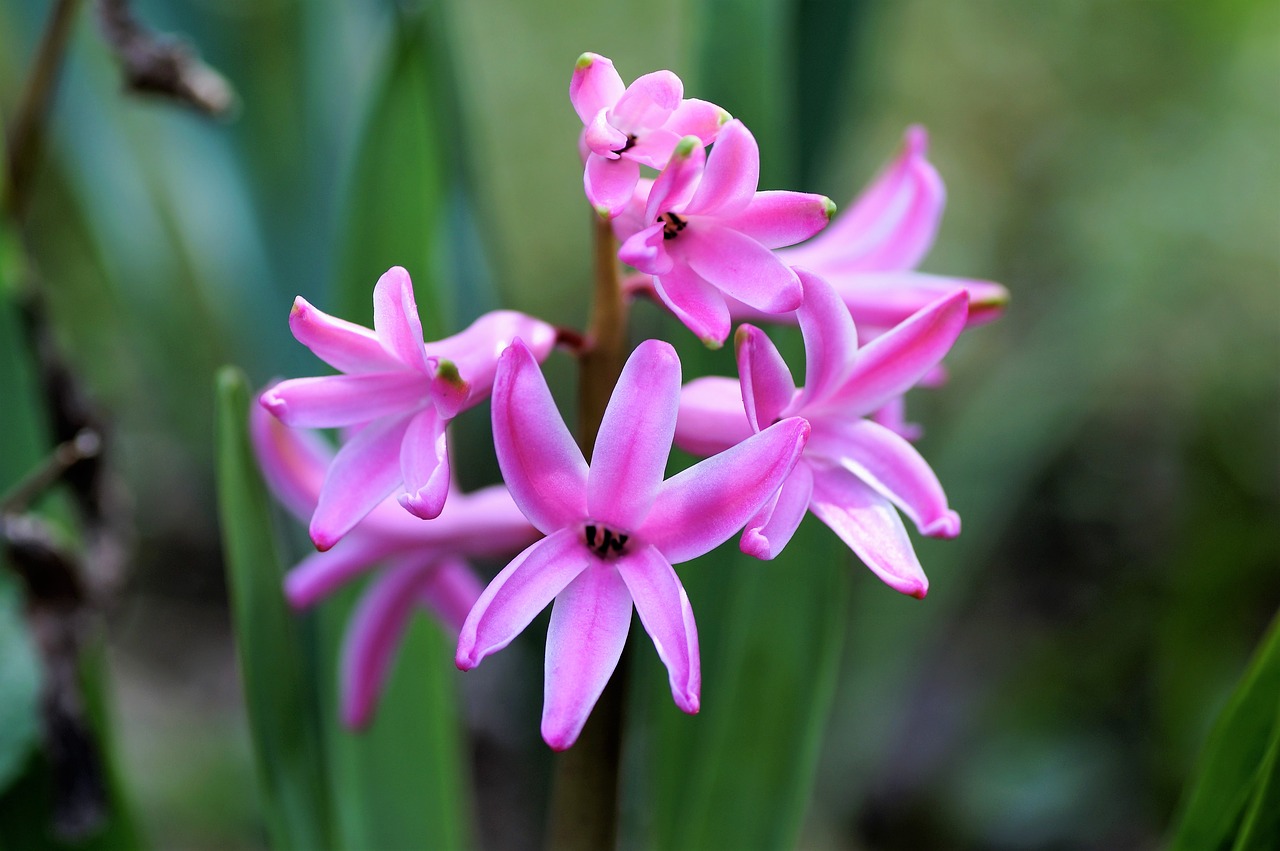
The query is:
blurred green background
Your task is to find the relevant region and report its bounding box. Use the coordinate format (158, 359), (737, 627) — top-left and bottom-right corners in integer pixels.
(0, 0), (1277, 849)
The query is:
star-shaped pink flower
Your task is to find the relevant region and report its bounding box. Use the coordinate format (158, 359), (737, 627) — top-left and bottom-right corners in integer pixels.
(456, 338), (810, 749)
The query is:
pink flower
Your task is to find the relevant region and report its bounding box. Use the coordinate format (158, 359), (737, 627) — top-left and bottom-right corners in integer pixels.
(456, 338), (810, 750)
(615, 119), (835, 346)
(250, 402), (538, 729)
(259, 266), (556, 550)
(676, 270), (968, 598)
(571, 52), (728, 219)
(728, 126), (1008, 331)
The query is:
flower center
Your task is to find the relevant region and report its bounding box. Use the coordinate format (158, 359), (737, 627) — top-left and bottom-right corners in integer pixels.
(620, 133), (638, 153)
(659, 212), (688, 240)
(584, 523), (630, 558)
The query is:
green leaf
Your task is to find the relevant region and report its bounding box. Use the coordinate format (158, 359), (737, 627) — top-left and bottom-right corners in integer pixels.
(1169, 610), (1280, 851)
(214, 367), (333, 850)
(0, 575), (40, 796)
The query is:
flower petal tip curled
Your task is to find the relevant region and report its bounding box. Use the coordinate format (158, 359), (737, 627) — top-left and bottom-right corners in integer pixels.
(397, 489), (445, 521)
(258, 389), (287, 419)
(904, 124), (929, 156)
(678, 692), (701, 715)
(455, 646), (480, 672)
(740, 528), (777, 561)
(923, 511), (961, 539)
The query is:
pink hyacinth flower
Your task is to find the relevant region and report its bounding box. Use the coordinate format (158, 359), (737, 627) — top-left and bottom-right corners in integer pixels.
(676, 269), (968, 598)
(457, 338), (810, 750)
(615, 119), (836, 346)
(571, 52), (728, 219)
(259, 266), (556, 550)
(728, 126), (1008, 330)
(251, 402), (538, 729)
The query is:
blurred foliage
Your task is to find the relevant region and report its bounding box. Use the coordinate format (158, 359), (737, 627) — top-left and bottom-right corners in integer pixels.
(0, 0), (1274, 848)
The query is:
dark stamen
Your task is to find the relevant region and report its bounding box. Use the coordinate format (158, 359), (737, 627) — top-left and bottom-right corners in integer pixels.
(659, 212), (687, 240)
(610, 534), (628, 553)
(584, 523), (630, 558)
(586, 524), (598, 548)
(620, 134), (638, 153)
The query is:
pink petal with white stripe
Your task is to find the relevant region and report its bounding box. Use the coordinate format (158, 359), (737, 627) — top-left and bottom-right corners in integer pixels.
(734, 324), (796, 430)
(311, 412), (416, 550)
(680, 225), (802, 314)
(740, 460), (814, 561)
(723, 191), (834, 250)
(398, 407), (450, 520)
(259, 373), (427, 428)
(372, 266), (432, 373)
(684, 119), (758, 217)
(792, 268), (859, 410)
(616, 545), (700, 713)
(288, 297), (400, 374)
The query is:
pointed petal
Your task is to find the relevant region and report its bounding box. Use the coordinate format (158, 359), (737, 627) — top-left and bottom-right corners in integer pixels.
(618, 224), (673, 275)
(734, 324), (796, 430)
(541, 563), (633, 750)
(645, 138), (705, 221)
(819, 271), (1006, 330)
(372, 266), (432, 372)
(416, 557), (484, 636)
(724, 191), (834, 250)
(259, 373), (427, 428)
(588, 340), (680, 529)
(425, 310), (557, 398)
(585, 155), (642, 219)
(310, 412), (415, 550)
(741, 459), (814, 560)
(288, 296), (400, 374)
(681, 225), (803, 314)
(822, 290), (968, 417)
(571, 53), (625, 125)
(615, 546), (700, 713)
(808, 465), (928, 598)
(284, 537), (401, 608)
(609, 70), (681, 133)
(792, 268), (860, 409)
(809, 419), (959, 538)
(339, 558), (440, 729)
(250, 399), (332, 520)
(652, 262), (731, 345)
(674, 376), (753, 457)
(665, 98), (729, 144)
(641, 417), (810, 564)
(397, 407), (450, 520)
(685, 119), (758, 217)
(456, 528), (592, 670)
(491, 340), (588, 535)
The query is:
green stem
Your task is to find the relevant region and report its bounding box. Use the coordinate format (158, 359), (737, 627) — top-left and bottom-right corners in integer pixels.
(546, 214), (630, 851)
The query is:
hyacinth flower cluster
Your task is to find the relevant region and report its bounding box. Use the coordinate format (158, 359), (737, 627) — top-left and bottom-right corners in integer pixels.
(254, 51), (1006, 750)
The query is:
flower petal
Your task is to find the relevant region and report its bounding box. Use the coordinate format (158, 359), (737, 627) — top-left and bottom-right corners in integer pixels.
(416, 557), (484, 636)
(645, 139), (705, 221)
(615, 545), (699, 713)
(684, 119), (758, 217)
(641, 416), (810, 564)
(624, 127), (682, 170)
(584, 109), (629, 157)
(372, 266), (432, 373)
(665, 98), (729, 144)
(570, 53), (625, 125)
(820, 290), (968, 417)
(585, 155), (642, 219)
(651, 262), (731, 345)
(618, 224), (673, 275)
(491, 340), (589, 535)
(741, 459), (813, 560)
(588, 340), (680, 529)
(250, 398), (332, 521)
(792, 268), (859, 410)
(680, 225), (803, 314)
(825, 271), (1010, 330)
(288, 296), (400, 374)
(869, 396), (923, 442)
(807, 464), (928, 598)
(310, 412), (415, 550)
(259, 373), (427, 428)
(723, 191), (834, 250)
(541, 563), (634, 750)
(425, 310), (557, 398)
(609, 70), (681, 134)
(674, 376), (753, 457)
(734, 324), (796, 430)
(398, 407), (450, 520)
(284, 537), (401, 608)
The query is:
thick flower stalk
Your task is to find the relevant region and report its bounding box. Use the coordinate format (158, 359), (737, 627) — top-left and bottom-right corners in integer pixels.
(676, 270), (967, 597)
(456, 338), (810, 749)
(614, 119), (835, 346)
(250, 402), (538, 728)
(259, 265), (556, 549)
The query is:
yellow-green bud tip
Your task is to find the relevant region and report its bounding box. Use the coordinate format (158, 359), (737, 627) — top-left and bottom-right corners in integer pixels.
(822, 197), (837, 219)
(576, 53), (595, 70)
(594, 204), (614, 221)
(701, 336), (724, 351)
(674, 135), (700, 158)
(436, 359), (463, 386)
(716, 108), (732, 126)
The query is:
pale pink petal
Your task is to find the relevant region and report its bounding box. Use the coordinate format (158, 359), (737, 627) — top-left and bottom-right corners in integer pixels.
(541, 563), (633, 750)
(491, 340), (588, 535)
(609, 70), (681, 134)
(249, 399), (332, 520)
(665, 98), (728, 144)
(651, 262), (731, 345)
(310, 412), (415, 550)
(340, 558), (441, 729)
(288, 297), (400, 374)
(618, 224), (673, 275)
(615, 545), (700, 713)
(820, 290), (968, 417)
(372, 266), (432, 373)
(869, 396), (923, 442)
(740, 460), (814, 560)
(424, 310), (557, 398)
(674, 376), (753, 456)
(808, 464), (928, 598)
(734, 324), (796, 430)
(792, 268), (859, 410)
(809, 419), (958, 538)
(585, 155), (642, 219)
(640, 417), (810, 564)
(611, 178), (655, 242)
(584, 109), (628, 157)
(588, 340), (680, 530)
(570, 53), (625, 125)
(398, 407), (450, 520)
(429, 361), (471, 418)
(456, 528), (592, 670)
(680, 225), (803, 314)
(722, 191), (834, 249)
(624, 127), (681, 170)
(284, 537), (401, 608)
(827, 272), (1010, 330)
(416, 557), (483, 636)
(363, 484), (538, 558)
(684, 119), (758, 217)
(259, 373), (427, 428)
(644, 139), (706, 221)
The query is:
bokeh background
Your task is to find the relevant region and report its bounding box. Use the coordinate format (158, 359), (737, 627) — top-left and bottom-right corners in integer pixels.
(0, 0), (1277, 849)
